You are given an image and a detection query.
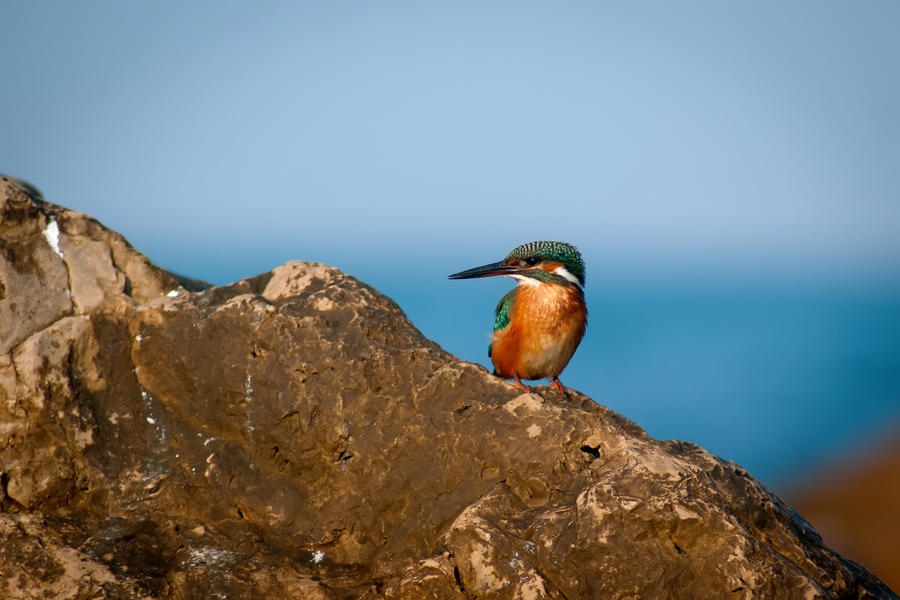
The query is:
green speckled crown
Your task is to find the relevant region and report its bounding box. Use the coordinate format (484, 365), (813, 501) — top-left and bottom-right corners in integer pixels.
(505, 241), (585, 286)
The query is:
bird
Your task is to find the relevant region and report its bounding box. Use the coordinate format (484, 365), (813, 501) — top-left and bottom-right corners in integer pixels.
(449, 241), (587, 396)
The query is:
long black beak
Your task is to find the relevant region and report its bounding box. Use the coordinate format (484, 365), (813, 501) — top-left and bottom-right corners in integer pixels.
(448, 261), (520, 280)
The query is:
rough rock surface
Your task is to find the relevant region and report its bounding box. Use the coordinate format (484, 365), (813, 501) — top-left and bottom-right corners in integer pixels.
(0, 174), (896, 599)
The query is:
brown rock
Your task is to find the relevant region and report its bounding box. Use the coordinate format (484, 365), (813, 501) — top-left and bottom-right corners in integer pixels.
(0, 513), (151, 600)
(0, 174), (896, 599)
(787, 429), (900, 593)
(0, 181), (72, 355)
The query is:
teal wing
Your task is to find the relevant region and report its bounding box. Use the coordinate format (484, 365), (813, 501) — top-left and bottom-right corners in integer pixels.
(488, 288), (517, 357)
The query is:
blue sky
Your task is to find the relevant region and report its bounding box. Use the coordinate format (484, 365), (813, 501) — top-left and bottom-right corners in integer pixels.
(4, 2), (899, 283)
(3, 2), (899, 486)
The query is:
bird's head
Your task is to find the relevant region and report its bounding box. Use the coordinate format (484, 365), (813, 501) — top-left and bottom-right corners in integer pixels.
(448, 240), (585, 290)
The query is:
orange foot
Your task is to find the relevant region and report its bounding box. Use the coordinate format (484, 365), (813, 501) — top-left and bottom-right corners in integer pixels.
(550, 378), (569, 398)
(513, 375), (534, 394)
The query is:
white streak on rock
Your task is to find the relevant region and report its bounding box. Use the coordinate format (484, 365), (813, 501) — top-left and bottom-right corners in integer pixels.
(244, 374), (253, 401)
(42, 219), (64, 258)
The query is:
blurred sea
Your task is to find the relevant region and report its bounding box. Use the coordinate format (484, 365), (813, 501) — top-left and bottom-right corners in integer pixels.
(374, 272), (900, 493)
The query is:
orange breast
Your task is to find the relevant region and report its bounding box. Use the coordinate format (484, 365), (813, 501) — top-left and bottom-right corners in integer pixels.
(490, 284), (587, 381)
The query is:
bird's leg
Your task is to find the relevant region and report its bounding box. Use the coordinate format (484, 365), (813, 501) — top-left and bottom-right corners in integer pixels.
(513, 375), (533, 394)
(550, 377), (569, 398)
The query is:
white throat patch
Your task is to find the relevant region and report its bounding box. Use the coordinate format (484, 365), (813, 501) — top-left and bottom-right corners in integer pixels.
(553, 266), (583, 290)
(507, 269), (583, 290)
(509, 274), (541, 287)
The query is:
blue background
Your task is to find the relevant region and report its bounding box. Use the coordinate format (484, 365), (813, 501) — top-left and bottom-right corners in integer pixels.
(3, 1), (899, 492)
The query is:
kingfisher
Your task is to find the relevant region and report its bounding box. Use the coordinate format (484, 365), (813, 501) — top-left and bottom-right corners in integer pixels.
(449, 241), (587, 396)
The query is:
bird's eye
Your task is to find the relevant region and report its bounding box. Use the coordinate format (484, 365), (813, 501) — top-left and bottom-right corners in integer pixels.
(525, 257), (540, 266)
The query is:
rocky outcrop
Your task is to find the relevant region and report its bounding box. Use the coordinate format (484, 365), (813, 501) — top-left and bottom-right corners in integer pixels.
(787, 430), (900, 593)
(0, 174), (896, 599)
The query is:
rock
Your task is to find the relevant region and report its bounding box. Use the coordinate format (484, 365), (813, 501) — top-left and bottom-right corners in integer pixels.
(786, 429), (900, 593)
(0, 173), (896, 599)
(0, 513), (150, 600)
(0, 176), (198, 354)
